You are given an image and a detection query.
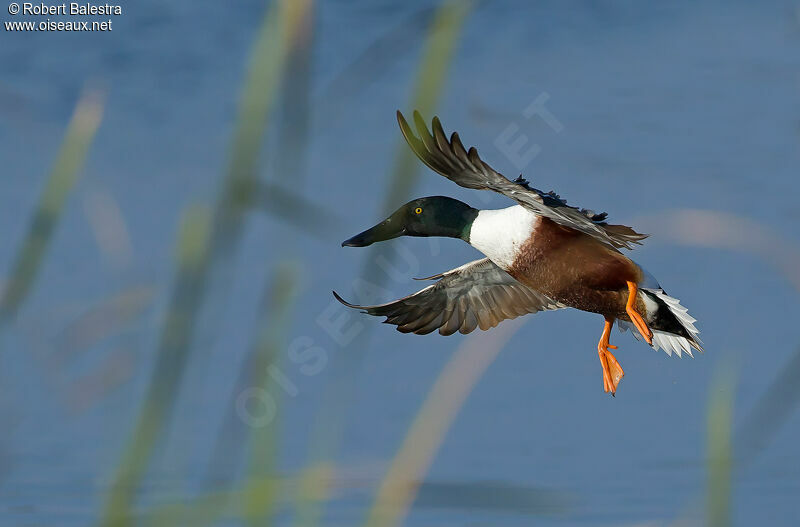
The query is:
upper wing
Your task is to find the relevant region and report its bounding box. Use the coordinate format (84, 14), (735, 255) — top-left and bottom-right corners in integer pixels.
(397, 110), (648, 250)
(333, 258), (564, 336)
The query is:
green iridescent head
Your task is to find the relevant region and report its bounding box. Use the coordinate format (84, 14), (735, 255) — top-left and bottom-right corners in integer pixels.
(342, 196), (478, 247)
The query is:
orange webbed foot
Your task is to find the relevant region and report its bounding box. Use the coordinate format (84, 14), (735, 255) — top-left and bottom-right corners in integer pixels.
(626, 281), (653, 345)
(598, 317), (624, 395)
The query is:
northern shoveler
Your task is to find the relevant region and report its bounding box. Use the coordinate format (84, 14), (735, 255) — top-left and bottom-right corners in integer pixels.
(334, 111), (702, 395)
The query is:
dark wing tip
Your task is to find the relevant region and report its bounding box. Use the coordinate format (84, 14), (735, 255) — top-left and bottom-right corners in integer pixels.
(332, 290), (361, 309)
(412, 110), (427, 134)
(397, 110), (415, 144)
(413, 272), (445, 281)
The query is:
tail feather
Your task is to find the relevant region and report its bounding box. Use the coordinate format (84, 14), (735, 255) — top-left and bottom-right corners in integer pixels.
(618, 289), (703, 358)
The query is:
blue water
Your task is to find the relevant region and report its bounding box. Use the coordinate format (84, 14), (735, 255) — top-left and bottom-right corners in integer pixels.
(2, 0), (800, 525)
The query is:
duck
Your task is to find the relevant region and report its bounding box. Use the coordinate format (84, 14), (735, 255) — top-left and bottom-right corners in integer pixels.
(334, 111), (702, 395)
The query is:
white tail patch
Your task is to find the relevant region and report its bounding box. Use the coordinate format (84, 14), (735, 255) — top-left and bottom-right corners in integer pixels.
(618, 289), (703, 358)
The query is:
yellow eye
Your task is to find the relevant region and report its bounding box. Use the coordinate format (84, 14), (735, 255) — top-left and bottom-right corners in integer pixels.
(414, 207), (423, 214)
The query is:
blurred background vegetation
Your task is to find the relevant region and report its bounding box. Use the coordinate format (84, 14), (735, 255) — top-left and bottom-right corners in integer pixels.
(2, 1), (799, 526)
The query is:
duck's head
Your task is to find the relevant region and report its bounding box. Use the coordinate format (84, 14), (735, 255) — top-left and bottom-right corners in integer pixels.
(342, 196), (478, 247)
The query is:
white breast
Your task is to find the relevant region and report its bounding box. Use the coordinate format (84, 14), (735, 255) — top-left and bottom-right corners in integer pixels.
(468, 205), (538, 270)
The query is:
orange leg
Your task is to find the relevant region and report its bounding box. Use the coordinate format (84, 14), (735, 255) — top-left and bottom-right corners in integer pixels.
(597, 317), (624, 395)
(626, 281), (653, 345)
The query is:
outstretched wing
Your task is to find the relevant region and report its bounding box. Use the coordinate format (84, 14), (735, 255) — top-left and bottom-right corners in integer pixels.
(333, 258), (564, 336)
(397, 110), (648, 249)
